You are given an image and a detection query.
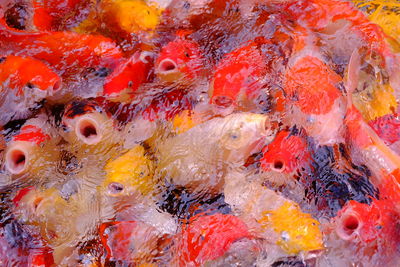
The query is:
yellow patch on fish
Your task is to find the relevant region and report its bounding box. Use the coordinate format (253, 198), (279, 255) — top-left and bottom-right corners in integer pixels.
(353, 83), (397, 122)
(172, 110), (197, 134)
(352, 0), (400, 51)
(258, 201), (323, 254)
(103, 145), (154, 196)
(102, 0), (162, 33)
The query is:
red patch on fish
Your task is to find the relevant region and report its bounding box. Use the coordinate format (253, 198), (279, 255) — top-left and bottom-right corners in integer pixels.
(261, 130), (310, 173)
(369, 113), (400, 146)
(13, 125), (50, 145)
(103, 52), (152, 99)
(345, 106), (374, 149)
(284, 56), (342, 115)
(0, 56), (60, 95)
(156, 36), (204, 82)
(336, 198), (400, 250)
(13, 186), (35, 207)
(174, 213), (251, 267)
(28, 248), (54, 267)
(0, 19), (122, 78)
(100, 221), (138, 261)
(32, 0), (90, 31)
(210, 42), (267, 108)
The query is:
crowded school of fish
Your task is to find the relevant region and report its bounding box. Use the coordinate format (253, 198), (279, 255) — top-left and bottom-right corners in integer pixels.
(0, 0), (399, 266)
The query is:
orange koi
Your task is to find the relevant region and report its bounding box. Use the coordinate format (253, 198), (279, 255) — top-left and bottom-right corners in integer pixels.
(0, 55), (61, 95)
(260, 130), (311, 174)
(32, 0), (91, 31)
(0, 19), (122, 78)
(284, 55), (342, 115)
(155, 36), (204, 83)
(173, 213), (251, 267)
(209, 41), (267, 112)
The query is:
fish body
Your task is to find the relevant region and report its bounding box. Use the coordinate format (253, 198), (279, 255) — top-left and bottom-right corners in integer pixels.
(0, 19), (122, 79)
(224, 171), (323, 255)
(0, 55), (61, 124)
(100, 0), (162, 33)
(100, 220), (170, 263)
(172, 213), (251, 267)
(156, 113), (274, 192)
(210, 42), (267, 112)
(155, 36), (205, 83)
(283, 54), (346, 145)
(32, 0), (91, 31)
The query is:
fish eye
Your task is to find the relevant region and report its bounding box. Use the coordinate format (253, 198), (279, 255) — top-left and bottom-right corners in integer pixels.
(25, 82), (35, 89)
(107, 182), (124, 196)
(183, 1), (191, 9)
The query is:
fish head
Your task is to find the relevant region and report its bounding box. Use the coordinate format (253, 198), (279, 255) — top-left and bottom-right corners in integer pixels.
(260, 130), (310, 173)
(210, 44), (267, 112)
(102, 145), (154, 197)
(155, 37), (204, 82)
(218, 113), (276, 161)
(103, 52), (153, 101)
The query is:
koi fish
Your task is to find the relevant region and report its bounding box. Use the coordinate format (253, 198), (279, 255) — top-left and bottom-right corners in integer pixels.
(5, 116), (58, 177)
(102, 145), (154, 197)
(261, 130), (311, 174)
(61, 100), (118, 148)
(100, 220), (170, 263)
(0, 19), (123, 79)
(103, 51), (152, 102)
(0, 55), (61, 124)
(32, 0), (91, 31)
(209, 41), (268, 114)
(99, 0), (162, 34)
(156, 112), (275, 193)
(283, 53), (346, 145)
(172, 213), (251, 267)
(332, 171), (400, 259)
(13, 186), (103, 265)
(369, 113), (400, 155)
(155, 35), (205, 83)
(224, 171), (323, 255)
(284, 0), (395, 65)
(344, 49), (400, 182)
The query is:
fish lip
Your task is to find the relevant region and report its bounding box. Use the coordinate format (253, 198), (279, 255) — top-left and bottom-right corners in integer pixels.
(336, 211), (362, 241)
(75, 115), (102, 145)
(5, 141), (32, 175)
(156, 58), (179, 74)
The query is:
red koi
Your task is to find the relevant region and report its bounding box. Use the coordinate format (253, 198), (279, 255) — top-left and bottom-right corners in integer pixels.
(32, 0), (90, 31)
(261, 130), (310, 174)
(173, 213), (251, 267)
(0, 55), (61, 95)
(210, 41), (267, 110)
(155, 36), (204, 83)
(103, 52), (152, 101)
(0, 19), (122, 78)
